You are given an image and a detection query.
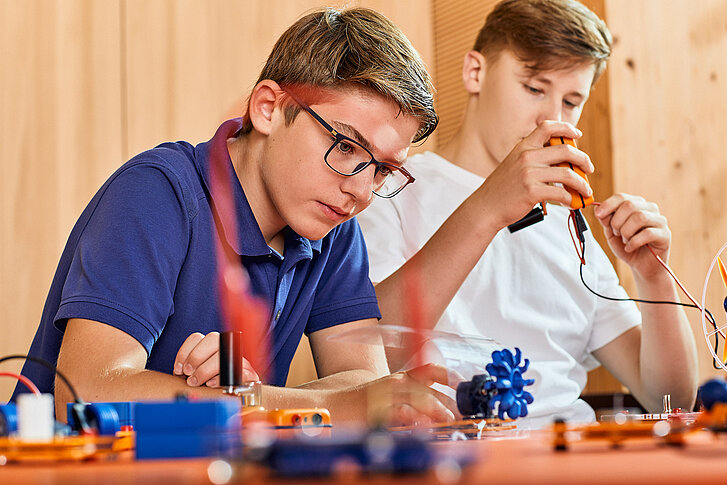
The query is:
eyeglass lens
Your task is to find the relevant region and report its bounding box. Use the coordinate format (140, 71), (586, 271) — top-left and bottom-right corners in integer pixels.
(325, 138), (407, 197)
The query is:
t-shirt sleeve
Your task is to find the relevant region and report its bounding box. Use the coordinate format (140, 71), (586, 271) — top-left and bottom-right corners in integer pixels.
(585, 233), (642, 355)
(356, 195), (409, 283)
(54, 162), (190, 355)
(306, 219), (381, 334)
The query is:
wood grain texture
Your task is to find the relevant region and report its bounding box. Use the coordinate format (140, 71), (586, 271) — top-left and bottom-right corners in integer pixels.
(0, 0), (123, 400)
(605, 0), (727, 384)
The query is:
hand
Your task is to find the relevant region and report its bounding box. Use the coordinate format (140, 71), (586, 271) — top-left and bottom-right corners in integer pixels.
(594, 193), (671, 279)
(341, 363), (460, 426)
(477, 120), (594, 228)
(173, 332), (260, 387)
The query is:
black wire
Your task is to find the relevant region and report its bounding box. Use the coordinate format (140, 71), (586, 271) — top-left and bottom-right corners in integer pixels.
(577, 239), (723, 370)
(0, 354), (83, 403)
(569, 208), (723, 369)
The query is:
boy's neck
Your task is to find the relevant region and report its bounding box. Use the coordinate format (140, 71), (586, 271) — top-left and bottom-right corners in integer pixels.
(436, 108), (500, 179)
(227, 134), (286, 251)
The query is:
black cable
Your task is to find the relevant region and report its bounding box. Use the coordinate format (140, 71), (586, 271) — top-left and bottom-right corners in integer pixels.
(577, 238), (723, 370)
(0, 354), (83, 403)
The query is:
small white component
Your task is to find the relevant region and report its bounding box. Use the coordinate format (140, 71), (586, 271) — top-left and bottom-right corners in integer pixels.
(17, 393), (54, 441)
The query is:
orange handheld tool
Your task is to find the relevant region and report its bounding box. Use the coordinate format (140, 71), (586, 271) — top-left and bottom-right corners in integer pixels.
(548, 136), (594, 210)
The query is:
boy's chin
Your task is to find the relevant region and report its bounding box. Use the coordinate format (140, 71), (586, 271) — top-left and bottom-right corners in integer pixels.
(290, 221), (336, 241)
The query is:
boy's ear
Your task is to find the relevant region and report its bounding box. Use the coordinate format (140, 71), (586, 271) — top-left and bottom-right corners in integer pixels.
(462, 50), (486, 94)
(247, 80), (283, 136)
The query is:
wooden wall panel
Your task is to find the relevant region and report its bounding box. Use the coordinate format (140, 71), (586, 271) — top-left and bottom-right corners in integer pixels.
(122, 0), (435, 159)
(0, 0), (123, 401)
(605, 0), (727, 384)
(432, 0), (499, 148)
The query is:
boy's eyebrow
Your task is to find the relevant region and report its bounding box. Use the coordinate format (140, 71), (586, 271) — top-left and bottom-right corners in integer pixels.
(532, 75), (588, 100)
(331, 119), (408, 165)
(331, 120), (377, 153)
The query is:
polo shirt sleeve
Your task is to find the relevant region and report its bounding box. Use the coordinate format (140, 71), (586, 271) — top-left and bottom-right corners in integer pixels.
(306, 219), (381, 334)
(54, 162), (190, 355)
(356, 195), (409, 283)
(585, 233), (642, 356)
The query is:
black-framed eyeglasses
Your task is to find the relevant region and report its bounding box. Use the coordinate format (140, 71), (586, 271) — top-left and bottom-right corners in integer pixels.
(282, 88), (415, 198)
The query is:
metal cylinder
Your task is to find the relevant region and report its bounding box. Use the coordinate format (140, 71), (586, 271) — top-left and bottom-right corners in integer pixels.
(219, 331), (244, 388)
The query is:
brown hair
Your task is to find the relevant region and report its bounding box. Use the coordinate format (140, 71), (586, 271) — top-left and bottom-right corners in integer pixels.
(241, 7), (437, 143)
(474, 0), (612, 84)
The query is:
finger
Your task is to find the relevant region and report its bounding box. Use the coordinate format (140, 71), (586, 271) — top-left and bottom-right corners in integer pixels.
(593, 193), (625, 219)
(243, 360), (261, 382)
(595, 208), (615, 238)
(606, 196), (648, 238)
(523, 177), (580, 208)
(188, 353), (221, 387)
(202, 360), (259, 387)
(623, 225), (670, 254)
(182, 332), (220, 376)
(539, 165), (593, 202)
(616, 209), (663, 243)
(390, 403), (422, 427)
(402, 389), (456, 423)
(427, 386), (460, 418)
(517, 143), (593, 176)
(522, 120), (583, 152)
(405, 363), (454, 387)
(174, 333), (204, 375)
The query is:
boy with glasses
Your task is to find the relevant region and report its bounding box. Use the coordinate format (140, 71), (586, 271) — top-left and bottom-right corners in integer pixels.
(15, 8), (455, 425)
(358, 0), (698, 428)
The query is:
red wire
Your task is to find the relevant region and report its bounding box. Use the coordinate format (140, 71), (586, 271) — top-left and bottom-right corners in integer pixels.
(574, 201), (726, 339)
(644, 245), (726, 339)
(0, 371), (41, 396)
(567, 210), (585, 265)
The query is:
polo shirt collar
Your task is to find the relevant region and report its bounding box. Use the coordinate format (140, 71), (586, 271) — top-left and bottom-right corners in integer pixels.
(194, 119), (322, 258)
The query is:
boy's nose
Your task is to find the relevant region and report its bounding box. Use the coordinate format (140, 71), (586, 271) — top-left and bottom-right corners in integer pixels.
(341, 164), (376, 203)
(536, 100), (562, 125)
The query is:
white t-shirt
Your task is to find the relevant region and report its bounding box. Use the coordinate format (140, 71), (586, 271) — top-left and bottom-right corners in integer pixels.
(357, 151), (641, 429)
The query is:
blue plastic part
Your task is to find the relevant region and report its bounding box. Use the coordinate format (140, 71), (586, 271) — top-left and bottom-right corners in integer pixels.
(698, 378), (727, 411)
(723, 296), (727, 313)
(0, 403), (18, 436)
(67, 401), (128, 434)
(89, 403), (121, 436)
(134, 398), (242, 460)
(485, 347), (535, 420)
(265, 432), (434, 476)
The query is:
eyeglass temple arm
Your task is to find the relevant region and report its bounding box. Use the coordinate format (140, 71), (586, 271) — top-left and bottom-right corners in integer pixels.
(281, 87), (339, 138)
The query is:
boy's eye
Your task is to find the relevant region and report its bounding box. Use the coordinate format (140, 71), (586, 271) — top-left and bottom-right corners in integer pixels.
(336, 140), (356, 155)
(564, 99), (578, 109)
(524, 84), (543, 95)
(376, 165), (393, 177)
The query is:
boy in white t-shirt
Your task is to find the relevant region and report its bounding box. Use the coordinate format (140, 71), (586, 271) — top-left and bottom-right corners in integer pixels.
(357, 0), (698, 427)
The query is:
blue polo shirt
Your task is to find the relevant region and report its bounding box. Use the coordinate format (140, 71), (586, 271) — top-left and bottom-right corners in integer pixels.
(14, 119), (380, 399)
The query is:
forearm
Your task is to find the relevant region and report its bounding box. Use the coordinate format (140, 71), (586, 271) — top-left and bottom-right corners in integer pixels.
(262, 369), (380, 424)
(54, 367), (226, 421)
(635, 273), (698, 411)
(375, 191), (501, 332)
(56, 367), (380, 426)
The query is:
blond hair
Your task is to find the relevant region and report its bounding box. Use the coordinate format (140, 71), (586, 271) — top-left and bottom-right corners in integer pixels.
(242, 7), (437, 142)
(474, 0), (612, 84)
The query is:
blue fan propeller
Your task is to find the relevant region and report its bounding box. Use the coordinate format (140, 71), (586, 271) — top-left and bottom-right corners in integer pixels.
(456, 347), (535, 420)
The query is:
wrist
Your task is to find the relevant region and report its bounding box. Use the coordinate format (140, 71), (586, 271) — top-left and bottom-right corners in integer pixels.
(633, 270), (679, 301)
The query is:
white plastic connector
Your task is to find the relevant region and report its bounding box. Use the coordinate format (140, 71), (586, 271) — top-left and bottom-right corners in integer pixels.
(17, 393), (54, 441)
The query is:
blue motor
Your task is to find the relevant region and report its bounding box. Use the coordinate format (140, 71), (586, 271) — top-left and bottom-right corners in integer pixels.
(0, 403), (18, 437)
(697, 378), (727, 411)
(456, 347), (535, 420)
